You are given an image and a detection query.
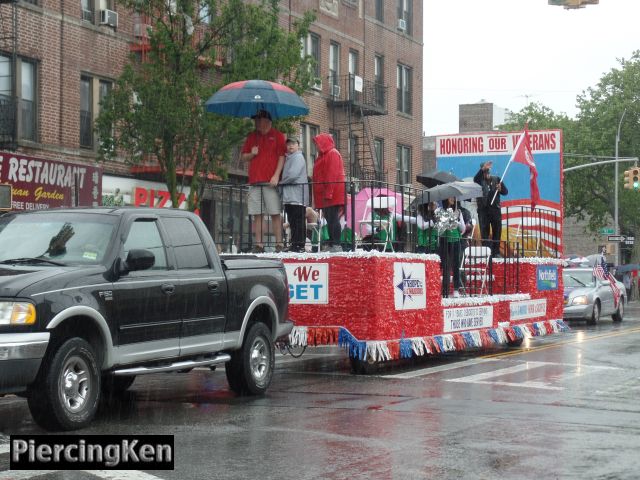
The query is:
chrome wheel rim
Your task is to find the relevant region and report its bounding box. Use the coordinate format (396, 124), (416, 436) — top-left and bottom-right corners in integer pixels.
(249, 337), (270, 384)
(59, 356), (91, 413)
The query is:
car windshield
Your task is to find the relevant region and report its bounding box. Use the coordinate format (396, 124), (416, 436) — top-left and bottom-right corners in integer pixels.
(563, 270), (595, 288)
(0, 212), (117, 265)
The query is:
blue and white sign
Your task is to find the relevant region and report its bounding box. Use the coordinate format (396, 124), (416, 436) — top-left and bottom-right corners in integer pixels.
(509, 299), (547, 321)
(536, 265), (558, 291)
(444, 305), (493, 332)
(393, 262), (426, 310)
(285, 263), (328, 304)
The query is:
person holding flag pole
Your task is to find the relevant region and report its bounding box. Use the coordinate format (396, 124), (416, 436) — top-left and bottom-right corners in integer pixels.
(593, 252), (622, 313)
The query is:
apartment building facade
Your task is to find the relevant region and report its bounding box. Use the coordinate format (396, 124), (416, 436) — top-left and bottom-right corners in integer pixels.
(0, 0), (423, 221)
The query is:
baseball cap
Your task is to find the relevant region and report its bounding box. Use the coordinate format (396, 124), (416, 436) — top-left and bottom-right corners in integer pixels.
(251, 109), (272, 121)
(286, 136), (299, 144)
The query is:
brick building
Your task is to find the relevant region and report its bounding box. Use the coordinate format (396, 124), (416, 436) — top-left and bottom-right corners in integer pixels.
(0, 0), (423, 230)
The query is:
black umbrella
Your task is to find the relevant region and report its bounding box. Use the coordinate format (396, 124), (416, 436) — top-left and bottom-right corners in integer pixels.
(416, 169), (460, 188)
(411, 181), (483, 207)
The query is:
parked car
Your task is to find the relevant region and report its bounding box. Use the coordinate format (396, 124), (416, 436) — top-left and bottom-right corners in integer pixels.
(563, 268), (625, 325)
(0, 208), (291, 431)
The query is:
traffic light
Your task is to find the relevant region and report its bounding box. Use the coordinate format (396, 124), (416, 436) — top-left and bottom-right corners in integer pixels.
(632, 167), (640, 190)
(624, 169), (632, 189)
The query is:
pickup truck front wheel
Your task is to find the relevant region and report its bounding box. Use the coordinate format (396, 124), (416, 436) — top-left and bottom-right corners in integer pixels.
(27, 337), (101, 431)
(226, 323), (274, 395)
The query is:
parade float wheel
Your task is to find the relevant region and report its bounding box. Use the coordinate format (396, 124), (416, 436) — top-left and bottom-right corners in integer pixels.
(349, 356), (378, 375)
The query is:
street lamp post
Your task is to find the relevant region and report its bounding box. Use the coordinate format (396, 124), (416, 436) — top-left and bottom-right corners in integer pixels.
(614, 109), (626, 265)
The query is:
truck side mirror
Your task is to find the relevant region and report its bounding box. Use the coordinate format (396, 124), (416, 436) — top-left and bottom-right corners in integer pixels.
(122, 249), (155, 273)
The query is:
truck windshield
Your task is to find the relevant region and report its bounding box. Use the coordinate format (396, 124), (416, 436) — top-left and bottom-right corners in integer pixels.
(0, 213), (117, 265)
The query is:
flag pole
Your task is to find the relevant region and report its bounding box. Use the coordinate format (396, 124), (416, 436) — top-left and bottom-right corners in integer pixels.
(490, 129), (526, 205)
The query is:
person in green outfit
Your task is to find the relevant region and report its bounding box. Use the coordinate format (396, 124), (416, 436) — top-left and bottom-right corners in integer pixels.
(436, 197), (465, 297)
(413, 201), (438, 254)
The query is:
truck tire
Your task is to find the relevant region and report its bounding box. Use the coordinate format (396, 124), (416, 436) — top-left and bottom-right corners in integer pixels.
(102, 375), (136, 397)
(225, 322), (274, 395)
(27, 337), (101, 431)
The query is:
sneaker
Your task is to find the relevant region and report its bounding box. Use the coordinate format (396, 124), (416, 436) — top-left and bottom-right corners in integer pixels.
(452, 290), (461, 298)
(275, 244), (284, 253)
(320, 244), (331, 252)
(329, 245), (342, 253)
(251, 245), (265, 254)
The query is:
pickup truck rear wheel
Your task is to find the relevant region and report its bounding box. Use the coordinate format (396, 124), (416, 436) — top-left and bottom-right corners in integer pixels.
(27, 338), (101, 431)
(226, 323), (274, 395)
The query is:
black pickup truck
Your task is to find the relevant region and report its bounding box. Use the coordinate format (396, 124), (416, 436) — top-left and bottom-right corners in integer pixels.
(0, 207), (291, 430)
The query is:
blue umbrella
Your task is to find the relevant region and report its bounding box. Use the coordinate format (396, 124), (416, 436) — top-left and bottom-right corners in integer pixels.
(205, 79), (309, 119)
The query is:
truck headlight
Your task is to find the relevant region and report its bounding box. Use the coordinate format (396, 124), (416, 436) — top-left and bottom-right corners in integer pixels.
(0, 302), (36, 325)
(571, 296), (588, 306)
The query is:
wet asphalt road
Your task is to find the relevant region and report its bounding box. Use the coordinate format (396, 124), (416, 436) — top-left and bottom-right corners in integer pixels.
(2, 304), (640, 480)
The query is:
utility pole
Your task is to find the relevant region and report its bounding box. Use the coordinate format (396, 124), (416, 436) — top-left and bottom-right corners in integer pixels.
(615, 109), (626, 265)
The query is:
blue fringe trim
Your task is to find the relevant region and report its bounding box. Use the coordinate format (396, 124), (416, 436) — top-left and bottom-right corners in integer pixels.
(338, 328), (367, 360)
(462, 331), (474, 347)
(512, 326), (524, 339)
(434, 336), (445, 351)
(488, 329), (500, 343)
(399, 338), (413, 359)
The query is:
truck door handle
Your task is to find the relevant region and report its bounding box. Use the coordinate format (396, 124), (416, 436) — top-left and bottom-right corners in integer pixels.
(208, 281), (219, 292)
(161, 283), (175, 295)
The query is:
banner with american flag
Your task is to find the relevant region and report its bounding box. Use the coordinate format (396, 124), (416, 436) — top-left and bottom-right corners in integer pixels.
(436, 129), (563, 255)
(593, 256), (621, 308)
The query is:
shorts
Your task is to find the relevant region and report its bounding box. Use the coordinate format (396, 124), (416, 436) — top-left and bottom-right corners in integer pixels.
(248, 184), (281, 216)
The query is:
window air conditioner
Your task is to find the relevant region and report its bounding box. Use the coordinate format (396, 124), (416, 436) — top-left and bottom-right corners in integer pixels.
(311, 78), (322, 91)
(397, 18), (407, 31)
(331, 84), (341, 98)
(100, 9), (118, 28)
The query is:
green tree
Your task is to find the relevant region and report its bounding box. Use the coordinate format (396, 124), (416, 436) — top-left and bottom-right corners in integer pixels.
(500, 52), (640, 258)
(96, 0), (315, 210)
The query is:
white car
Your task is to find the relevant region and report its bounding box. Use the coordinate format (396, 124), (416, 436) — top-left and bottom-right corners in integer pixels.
(563, 268), (626, 325)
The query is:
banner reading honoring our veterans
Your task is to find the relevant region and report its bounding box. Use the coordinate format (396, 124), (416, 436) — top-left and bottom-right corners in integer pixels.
(436, 129), (563, 254)
(0, 151), (102, 210)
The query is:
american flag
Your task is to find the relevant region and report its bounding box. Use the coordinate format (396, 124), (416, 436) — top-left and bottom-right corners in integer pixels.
(593, 256), (621, 308)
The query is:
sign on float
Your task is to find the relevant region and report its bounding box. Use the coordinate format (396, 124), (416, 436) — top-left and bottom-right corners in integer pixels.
(285, 263), (328, 304)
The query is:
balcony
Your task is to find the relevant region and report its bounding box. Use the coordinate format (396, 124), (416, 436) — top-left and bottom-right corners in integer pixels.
(326, 74), (387, 116)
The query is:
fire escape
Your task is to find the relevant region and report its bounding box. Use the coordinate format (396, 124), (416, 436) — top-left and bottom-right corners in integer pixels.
(327, 73), (387, 184)
(0, 0), (17, 150)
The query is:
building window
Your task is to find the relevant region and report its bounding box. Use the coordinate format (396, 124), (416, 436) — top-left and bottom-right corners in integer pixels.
(397, 0), (412, 34)
(301, 33), (321, 89)
(374, 54), (384, 107)
(375, 0), (384, 22)
(81, 0), (94, 22)
(396, 144), (411, 186)
(374, 138), (384, 175)
(0, 54), (37, 142)
(80, 76), (93, 148)
(396, 63), (412, 115)
(300, 123), (319, 177)
(20, 61), (36, 141)
(81, 75), (113, 149)
(329, 41), (340, 90)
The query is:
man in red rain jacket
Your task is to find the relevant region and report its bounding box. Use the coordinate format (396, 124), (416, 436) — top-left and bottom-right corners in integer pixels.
(312, 133), (345, 252)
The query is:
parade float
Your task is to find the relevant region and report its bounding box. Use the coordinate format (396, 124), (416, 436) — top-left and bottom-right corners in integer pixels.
(269, 128), (568, 371)
(272, 250), (567, 371)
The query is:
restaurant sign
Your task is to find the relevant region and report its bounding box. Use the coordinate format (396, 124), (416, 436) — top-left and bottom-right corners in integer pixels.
(0, 151), (102, 210)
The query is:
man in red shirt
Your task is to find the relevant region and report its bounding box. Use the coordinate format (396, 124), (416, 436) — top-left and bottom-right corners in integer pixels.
(241, 110), (286, 252)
